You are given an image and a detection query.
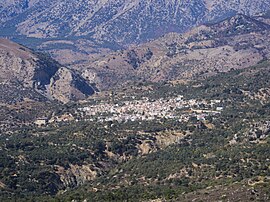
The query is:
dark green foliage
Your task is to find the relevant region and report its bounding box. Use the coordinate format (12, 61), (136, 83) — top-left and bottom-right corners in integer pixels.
(1, 61), (270, 201)
(127, 50), (140, 69)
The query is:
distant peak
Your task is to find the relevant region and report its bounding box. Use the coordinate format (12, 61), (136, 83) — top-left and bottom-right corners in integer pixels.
(204, 13), (270, 37)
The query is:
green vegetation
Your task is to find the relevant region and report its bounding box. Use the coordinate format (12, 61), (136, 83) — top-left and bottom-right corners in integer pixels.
(0, 61), (270, 201)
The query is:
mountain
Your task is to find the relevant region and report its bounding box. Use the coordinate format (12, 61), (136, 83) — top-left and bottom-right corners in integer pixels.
(0, 38), (95, 103)
(0, 0), (269, 51)
(0, 0), (269, 97)
(76, 14), (270, 90)
(1, 2), (270, 201)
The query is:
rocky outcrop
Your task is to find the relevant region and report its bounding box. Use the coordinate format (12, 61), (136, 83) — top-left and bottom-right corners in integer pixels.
(0, 38), (95, 103)
(48, 67), (95, 103)
(246, 121), (270, 142)
(55, 164), (98, 189)
(0, 181), (6, 189)
(230, 121), (270, 144)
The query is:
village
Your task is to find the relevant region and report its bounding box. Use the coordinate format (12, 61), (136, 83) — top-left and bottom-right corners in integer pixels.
(77, 95), (224, 124)
(32, 93), (224, 127)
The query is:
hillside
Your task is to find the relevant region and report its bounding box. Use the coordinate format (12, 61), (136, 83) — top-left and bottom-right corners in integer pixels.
(0, 38), (95, 103)
(75, 14), (270, 90)
(0, 60), (269, 201)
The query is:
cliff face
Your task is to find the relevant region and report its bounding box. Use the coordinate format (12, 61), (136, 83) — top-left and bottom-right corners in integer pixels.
(48, 67), (95, 103)
(0, 38), (95, 103)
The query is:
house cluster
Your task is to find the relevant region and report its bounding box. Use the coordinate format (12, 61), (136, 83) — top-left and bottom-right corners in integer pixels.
(78, 95), (223, 123)
(33, 95), (224, 126)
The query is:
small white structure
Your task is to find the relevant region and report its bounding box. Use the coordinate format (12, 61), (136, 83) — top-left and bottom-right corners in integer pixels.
(216, 107), (224, 111)
(34, 118), (48, 126)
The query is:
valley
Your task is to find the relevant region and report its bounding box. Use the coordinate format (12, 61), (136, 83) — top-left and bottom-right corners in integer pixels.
(0, 1), (270, 201)
(0, 60), (269, 201)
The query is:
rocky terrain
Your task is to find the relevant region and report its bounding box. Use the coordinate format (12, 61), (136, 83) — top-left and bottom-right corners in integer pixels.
(0, 2), (270, 201)
(2, 13), (268, 95)
(1, 0), (269, 40)
(0, 0), (34, 23)
(0, 0), (270, 58)
(0, 38), (95, 103)
(73, 14), (270, 90)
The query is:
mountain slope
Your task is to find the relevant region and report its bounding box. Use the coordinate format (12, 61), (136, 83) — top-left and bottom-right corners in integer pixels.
(76, 14), (270, 90)
(1, 0), (270, 48)
(0, 0), (49, 23)
(0, 38), (95, 103)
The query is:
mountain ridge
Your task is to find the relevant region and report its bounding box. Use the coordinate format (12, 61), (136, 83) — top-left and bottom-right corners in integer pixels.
(74, 14), (270, 90)
(1, 0), (270, 49)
